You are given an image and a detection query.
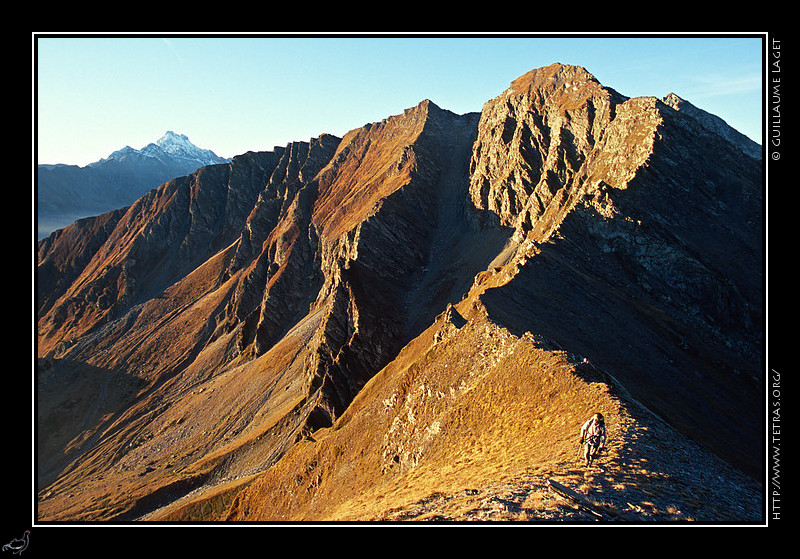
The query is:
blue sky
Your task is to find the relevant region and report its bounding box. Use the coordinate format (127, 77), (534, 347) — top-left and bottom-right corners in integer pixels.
(35, 33), (765, 166)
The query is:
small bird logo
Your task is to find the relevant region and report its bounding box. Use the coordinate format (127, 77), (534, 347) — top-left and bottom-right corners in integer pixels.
(2, 531), (29, 555)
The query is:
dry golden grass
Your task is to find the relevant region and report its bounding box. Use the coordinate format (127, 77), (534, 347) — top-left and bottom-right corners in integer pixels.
(167, 295), (629, 522)
(312, 102), (429, 239)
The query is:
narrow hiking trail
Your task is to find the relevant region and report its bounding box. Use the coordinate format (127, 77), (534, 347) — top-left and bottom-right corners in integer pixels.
(372, 411), (763, 523)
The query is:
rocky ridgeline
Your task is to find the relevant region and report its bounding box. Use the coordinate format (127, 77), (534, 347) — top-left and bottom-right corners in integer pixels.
(464, 64), (762, 478)
(36, 64), (763, 522)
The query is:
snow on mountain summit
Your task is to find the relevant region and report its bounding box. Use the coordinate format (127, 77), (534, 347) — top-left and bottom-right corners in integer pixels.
(143, 131), (230, 166)
(155, 130), (195, 153)
(94, 131), (230, 167)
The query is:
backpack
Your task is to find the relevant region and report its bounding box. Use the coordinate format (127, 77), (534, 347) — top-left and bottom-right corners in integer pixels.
(582, 418), (605, 446)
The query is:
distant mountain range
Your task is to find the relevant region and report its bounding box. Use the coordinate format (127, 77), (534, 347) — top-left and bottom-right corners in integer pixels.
(37, 131), (230, 239)
(36, 64), (765, 523)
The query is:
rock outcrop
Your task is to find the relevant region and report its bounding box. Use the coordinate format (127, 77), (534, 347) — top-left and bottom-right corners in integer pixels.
(36, 64), (763, 523)
(468, 63), (762, 477)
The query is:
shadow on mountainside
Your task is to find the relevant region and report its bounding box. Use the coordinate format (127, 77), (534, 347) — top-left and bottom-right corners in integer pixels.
(36, 357), (146, 488)
(479, 230), (762, 482)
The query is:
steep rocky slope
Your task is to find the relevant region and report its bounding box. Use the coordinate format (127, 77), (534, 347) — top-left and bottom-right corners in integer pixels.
(36, 63), (763, 523)
(469, 64), (762, 478)
(182, 302), (760, 522)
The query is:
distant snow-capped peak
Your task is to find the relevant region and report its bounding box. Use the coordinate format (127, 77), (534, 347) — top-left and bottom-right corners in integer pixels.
(155, 130), (195, 153)
(94, 131), (230, 167)
(143, 131), (229, 165)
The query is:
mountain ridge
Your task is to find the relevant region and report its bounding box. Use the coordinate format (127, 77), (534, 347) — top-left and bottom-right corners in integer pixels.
(95, 131), (228, 167)
(37, 131), (230, 239)
(36, 63), (764, 523)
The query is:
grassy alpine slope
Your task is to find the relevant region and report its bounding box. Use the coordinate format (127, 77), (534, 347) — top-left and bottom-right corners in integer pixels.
(152, 291), (761, 523)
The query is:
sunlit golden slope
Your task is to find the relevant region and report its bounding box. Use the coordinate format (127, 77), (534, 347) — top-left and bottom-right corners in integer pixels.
(156, 292), (760, 522)
(37, 64), (763, 523)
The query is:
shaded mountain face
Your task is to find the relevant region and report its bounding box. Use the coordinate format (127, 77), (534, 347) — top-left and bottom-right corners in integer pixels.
(469, 64), (762, 475)
(36, 64), (763, 522)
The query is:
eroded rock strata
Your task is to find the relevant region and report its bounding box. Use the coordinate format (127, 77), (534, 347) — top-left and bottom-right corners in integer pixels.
(36, 64), (763, 522)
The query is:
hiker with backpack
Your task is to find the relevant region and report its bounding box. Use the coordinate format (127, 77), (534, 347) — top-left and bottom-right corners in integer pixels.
(579, 413), (606, 467)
